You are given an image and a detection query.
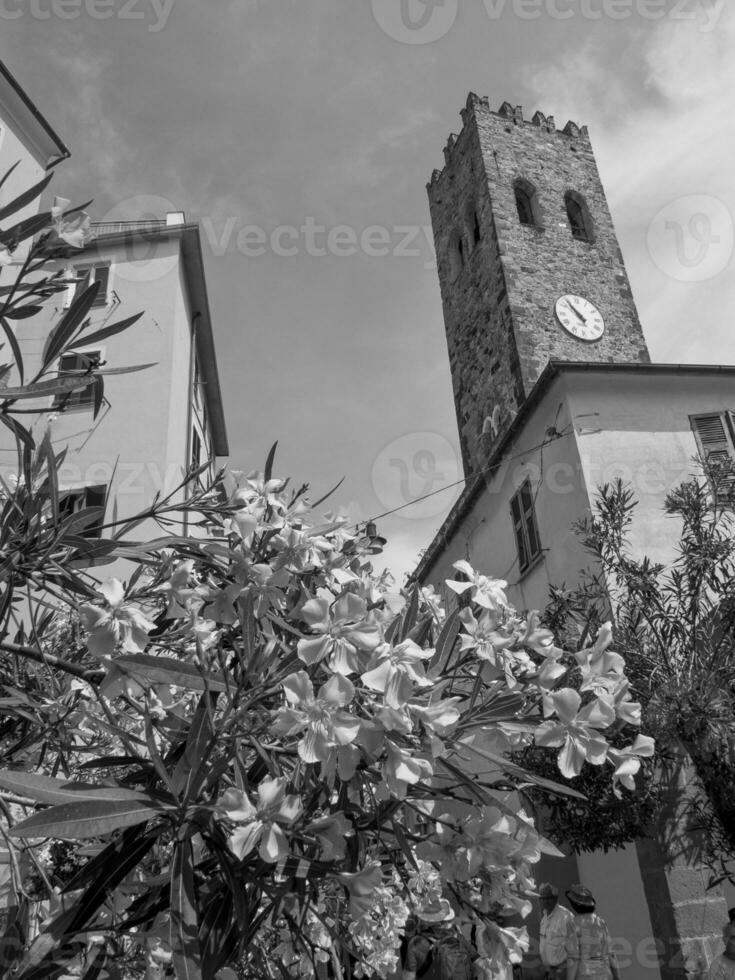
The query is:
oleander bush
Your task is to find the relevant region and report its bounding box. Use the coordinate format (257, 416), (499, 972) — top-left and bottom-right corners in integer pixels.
(0, 171), (650, 979)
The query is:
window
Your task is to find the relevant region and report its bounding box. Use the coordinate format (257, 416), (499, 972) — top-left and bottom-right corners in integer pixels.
(73, 264), (110, 307)
(471, 210), (481, 245)
(691, 412), (735, 504)
(53, 351), (101, 410)
(448, 228), (465, 279)
(58, 484), (106, 538)
(564, 191), (594, 243)
(510, 479), (542, 574)
(465, 202), (481, 248)
(514, 179), (541, 228)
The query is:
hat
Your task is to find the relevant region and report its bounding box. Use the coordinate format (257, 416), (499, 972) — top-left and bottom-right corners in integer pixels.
(566, 885), (596, 911)
(538, 883), (559, 898)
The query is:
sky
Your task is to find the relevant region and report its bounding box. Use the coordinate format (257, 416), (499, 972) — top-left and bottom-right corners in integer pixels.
(1, 0), (733, 581)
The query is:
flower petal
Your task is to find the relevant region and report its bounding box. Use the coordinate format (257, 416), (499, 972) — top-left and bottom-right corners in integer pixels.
(319, 673), (354, 706)
(98, 579), (125, 608)
(282, 671), (314, 706)
(549, 688), (581, 725)
(229, 821), (262, 860)
(259, 823), (288, 863)
(297, 635), (331, 666)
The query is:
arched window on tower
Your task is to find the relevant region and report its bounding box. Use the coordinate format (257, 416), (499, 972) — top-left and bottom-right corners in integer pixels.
(514, 179), (541, 228)
(468, 203), (481, 247)
(449, 228), (465, 278)
(565, 191), (594, 243)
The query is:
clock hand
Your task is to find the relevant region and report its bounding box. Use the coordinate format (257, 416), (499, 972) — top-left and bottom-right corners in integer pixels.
(566, 299), (587, 323)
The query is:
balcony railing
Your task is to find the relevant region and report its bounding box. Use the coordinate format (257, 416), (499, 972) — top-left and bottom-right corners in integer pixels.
(91, 219), (168, 237)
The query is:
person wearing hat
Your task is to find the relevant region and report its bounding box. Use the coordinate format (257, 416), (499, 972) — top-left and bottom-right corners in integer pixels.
(538, 883), (574, 980)
(564, 885), (619, 980)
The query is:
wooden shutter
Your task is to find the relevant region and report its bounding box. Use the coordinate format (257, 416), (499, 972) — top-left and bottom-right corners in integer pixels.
(510, 490), (529, 572)
(91, 265), (110, 306)
(520, 480), (541, 559)
(691, 413), (735, 503)
(73, 267), (91, 302)
(54, 351), (100, 408)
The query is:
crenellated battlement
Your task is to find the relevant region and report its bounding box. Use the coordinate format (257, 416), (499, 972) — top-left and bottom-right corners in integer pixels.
(428, 92), (588, 187)
(426, 90), (648, 477)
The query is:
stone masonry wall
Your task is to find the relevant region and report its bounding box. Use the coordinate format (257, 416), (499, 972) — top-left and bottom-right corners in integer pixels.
(635, 744), (729, 980)
(427, 93), (650, 476)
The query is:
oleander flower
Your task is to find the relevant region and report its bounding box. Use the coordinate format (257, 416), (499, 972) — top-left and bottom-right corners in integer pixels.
(297, 592), (380, 674)
(535, 688), (615, 778)
(219, 776), (302, 863)
(51, 197), (94, 249)
(361, 638), (433, 707)
(272, 670), (360, 768)
(608, 734), (655, 795)
(446, 559), (508, 611)
(79, 579), (155, 658)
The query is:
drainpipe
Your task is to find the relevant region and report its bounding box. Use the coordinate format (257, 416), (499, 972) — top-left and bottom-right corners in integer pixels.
(182, 312), (200, 536)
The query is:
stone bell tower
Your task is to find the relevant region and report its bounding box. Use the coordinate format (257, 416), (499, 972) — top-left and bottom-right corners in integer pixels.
(428, 93), (650, 476)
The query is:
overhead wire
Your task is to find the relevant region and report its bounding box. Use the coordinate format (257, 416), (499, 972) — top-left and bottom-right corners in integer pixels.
(356, 420), (575, 530)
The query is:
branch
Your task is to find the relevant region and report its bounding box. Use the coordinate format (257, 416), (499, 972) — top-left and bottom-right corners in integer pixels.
(0, 641), (103, 682)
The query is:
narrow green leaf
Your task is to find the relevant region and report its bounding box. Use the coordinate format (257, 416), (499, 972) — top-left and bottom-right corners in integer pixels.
(143, 709), (177, 796)
(0, 210), (51, 248)
(58, 505), (105, 538)
(264, 441), (278, 482)
(10, 798), (169, 839)
(311, 476), (345, 510)
(38, 429), (59, 525)
(15, 828), (159, 978)
(391, 818), (418, 870)
(429, 606), (461, 672)
(0, 160), (20, 193)
(398, 584), (420, 642)
(0, 314), (25, 384)
(77, 755), (149, 771)
(172, 693), (218, 800)
(42, 280), (101, 369)
(199, 889), (236, 980)
(0, 769), (167, 806)
(80, 943), (106, 980)
(91, 374), (104, 420)
(0, 172), (53, 222)
(457, 741), (587, 799)
(3, 304), (43, 320)
(239, 591), (257, 673)
(77, 312), (143, 347)
(95, 361), (157, 376)
(113, 654), (227, 693)
(0, 412), (34, 451)
(170, 837), (203, 980)
(0, 374), (94, 399)
(62, 199), (94, 219)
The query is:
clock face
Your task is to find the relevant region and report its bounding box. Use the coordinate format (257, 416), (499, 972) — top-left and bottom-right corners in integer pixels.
(554, 295), (605, 342)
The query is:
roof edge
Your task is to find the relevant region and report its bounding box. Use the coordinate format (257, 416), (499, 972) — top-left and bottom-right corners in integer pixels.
(410, 359), (735, 582)
(0, 60), (70, 166)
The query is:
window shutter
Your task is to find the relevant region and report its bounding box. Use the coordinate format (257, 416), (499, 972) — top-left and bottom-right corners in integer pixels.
(73, 267), (91, 302)
(692, 413), (735, 504)
(54, 351), (101, 409)
(510, 493), (529, 571)
(92, 265), (110, 306)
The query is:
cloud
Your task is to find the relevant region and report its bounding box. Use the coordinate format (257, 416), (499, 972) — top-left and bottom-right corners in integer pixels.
(46, 46), (130, 197)
(525, 10), (735, 365)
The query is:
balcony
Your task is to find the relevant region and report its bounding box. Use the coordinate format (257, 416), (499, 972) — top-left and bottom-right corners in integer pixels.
(91, 218), (168, 237)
